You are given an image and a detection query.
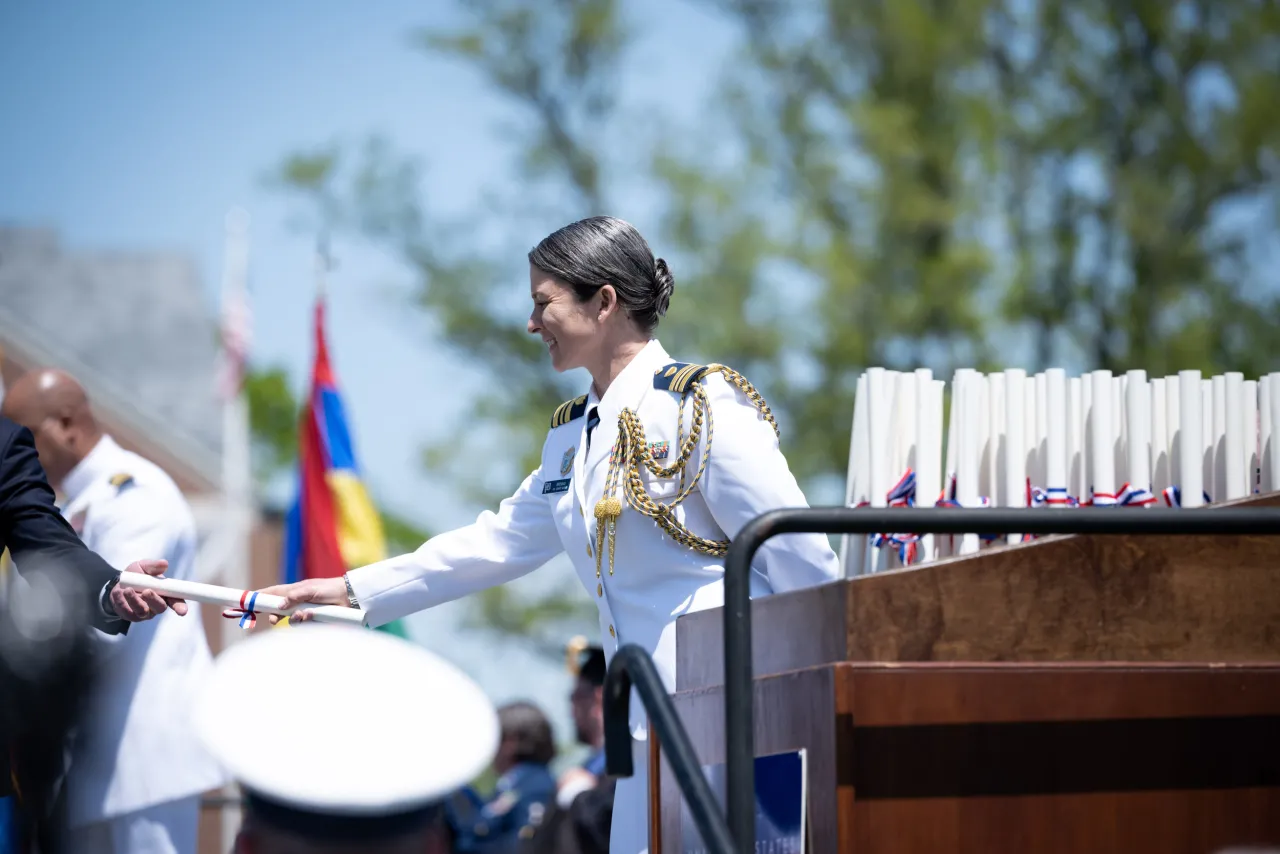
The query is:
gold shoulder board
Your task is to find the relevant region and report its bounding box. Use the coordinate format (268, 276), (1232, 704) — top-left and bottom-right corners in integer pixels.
(653, 362), (713, 394)
(550, 394), (589, 428)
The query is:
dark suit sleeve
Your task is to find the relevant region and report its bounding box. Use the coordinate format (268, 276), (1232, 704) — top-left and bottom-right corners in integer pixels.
(0, 422), (127, 635)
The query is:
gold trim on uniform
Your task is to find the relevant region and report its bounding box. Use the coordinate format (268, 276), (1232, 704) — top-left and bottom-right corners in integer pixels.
(550, 394), (589, 428)
(591, 363), (779, 578)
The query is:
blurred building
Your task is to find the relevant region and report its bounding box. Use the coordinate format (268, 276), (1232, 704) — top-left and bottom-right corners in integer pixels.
(0, 224), (281, 854)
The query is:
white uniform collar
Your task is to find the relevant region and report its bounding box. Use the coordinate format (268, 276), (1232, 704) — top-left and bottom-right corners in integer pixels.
(585, 338), (670, 423)
(59, 434), (123, 506)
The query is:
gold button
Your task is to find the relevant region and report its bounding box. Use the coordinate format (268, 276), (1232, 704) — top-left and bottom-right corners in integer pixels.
(579, 505), (584, 517)
(597, 582), (603, 597)
(609, 624), (616, 637)
(587, 543), (593, 558)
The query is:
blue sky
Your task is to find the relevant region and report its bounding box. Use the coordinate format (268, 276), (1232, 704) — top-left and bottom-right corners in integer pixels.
(0, 0), (739, 747)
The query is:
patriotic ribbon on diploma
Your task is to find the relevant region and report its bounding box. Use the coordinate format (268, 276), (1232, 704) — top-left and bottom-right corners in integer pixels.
(1162, 486), (1213, 508)
(115, 572), (368, 628)
(935, 475), (999, 543)
(857, 470), (923, 565)
(1116, 482), (1158, 506)
(226, 590), (260, 629)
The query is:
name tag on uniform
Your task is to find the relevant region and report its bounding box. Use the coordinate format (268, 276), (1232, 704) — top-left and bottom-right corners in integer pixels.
(542, 478), (571, 495)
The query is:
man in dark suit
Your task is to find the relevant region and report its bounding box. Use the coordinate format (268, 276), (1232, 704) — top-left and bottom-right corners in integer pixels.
(0, 413), (185, 853)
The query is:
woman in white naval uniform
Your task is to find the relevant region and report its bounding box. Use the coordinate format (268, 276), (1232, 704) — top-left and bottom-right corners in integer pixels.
(267, 215), (841, 854)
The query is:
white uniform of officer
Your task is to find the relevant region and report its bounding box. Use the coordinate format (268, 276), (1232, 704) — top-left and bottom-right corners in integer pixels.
(347, 338), (840, 854)
(193, 623), (500, 854)
(59, 435), (228, 852)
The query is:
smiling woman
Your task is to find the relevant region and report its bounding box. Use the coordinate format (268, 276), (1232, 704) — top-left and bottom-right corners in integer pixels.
(527, 217), (675, 374)
(259, 215), (841, 854)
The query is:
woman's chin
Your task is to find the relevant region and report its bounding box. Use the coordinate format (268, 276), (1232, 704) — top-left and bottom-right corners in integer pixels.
(547, 343), (571, 372)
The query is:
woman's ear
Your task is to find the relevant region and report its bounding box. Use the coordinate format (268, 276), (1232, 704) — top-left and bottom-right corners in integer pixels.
(597, 284), (618, 321)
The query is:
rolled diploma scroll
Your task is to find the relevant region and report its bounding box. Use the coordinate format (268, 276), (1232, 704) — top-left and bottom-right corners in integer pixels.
(1243, 379), (1258, 494)
(1261, 376), (1274, 494)
(1166, 376), (1181, 490)
(117, 572), (368, 626)
(1150, 379), (1169, 496)
(1089, 371), (1115, 503)
(1178, 370), (1204, 508)
(1004, 369), (1026, 544)
(1270, 372), (1280, 494)
(1224, 373), (1246, 499)
(1125, 370), (1149, 499)
(1045, 369), (1067, 507)
(1212, 374), (1228, 501)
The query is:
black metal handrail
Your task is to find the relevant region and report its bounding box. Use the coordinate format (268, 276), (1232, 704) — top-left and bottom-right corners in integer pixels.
(604, 643), (736, 854)
(722, 505), (1280, 852)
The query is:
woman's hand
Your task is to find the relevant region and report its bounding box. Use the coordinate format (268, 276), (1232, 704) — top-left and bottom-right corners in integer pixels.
(257, 577), (348, 625)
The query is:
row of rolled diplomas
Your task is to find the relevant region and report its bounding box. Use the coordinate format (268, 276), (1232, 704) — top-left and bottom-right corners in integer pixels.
(842, 367), (1280, 574)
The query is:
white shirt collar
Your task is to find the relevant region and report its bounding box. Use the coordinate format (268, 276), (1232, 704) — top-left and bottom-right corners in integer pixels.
(59, 435), (122, 505)
(585, 339), (671, 419)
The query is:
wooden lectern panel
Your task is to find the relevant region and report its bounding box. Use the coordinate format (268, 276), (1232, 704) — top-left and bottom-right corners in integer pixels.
(676, 493), (1280, 691)
(661, 662), (1280, 853)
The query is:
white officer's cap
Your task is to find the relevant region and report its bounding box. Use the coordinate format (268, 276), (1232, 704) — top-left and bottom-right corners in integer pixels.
(192, 624), (499, 842)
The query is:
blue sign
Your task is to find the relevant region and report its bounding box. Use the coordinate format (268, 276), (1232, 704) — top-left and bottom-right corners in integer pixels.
(680, 749), (806, 854)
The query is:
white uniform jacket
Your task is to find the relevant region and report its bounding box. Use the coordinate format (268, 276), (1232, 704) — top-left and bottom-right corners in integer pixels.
(349, 339), (840, 735)
(57, 436), (229, 826)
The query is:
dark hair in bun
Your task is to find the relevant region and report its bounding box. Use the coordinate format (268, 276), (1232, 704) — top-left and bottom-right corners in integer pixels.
(529, 216), (675, 332)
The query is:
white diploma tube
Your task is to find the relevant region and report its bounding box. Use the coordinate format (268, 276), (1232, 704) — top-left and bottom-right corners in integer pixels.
(1035, 372), (1049, 490)
(1045, 368), (1067, 506)
(1068, 377), (1084, 500)
(1089, 371), (1116, 503)
(1004, 369), (1027, 543)
(1202, 380), (1215, 502)
(1150, 379), (1169, 496)
(914, 370), (940, 562)
(1243, 379), (1258, 494)
(1213, 374), (1228, 501)
(956, 370), (982, 555)
(1166, 376), (1181, 495)
(1224, 372), (1246, 499)
(117, 572), (368, 626)
(1125, 370), (1149, 500)
(987, 373), (1005, 505)
(1178, 370), (1204, 507)
(1270, 373), (1280, 494)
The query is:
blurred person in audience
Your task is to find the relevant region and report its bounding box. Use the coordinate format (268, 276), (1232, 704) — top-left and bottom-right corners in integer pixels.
(262, 215), (841, 854)
(559, 640), (608, 805)
(2, 370), (224, 854)
(521, 639), (614, 854)
(192, 623), (497, 854)
(1, 401), (183, 853)
(451, 700), (558, 854)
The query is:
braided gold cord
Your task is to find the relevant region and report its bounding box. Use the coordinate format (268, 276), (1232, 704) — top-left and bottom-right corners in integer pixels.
(590, 365), (779, 573)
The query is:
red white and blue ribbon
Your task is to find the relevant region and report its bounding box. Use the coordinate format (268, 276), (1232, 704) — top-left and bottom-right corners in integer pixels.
(1161, 486), (1212, 507)
(857, 470), (924, 565)
(935, 476), (998, 543)
(1080, 488), (1118, 507)
(1030, 485), (1077, 508)
(222, 590), (259, 629)
(1116, 483), (1157, 506)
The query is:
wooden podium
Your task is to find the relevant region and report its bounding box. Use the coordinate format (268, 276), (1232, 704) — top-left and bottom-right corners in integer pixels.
(655, 495), (1280, 852)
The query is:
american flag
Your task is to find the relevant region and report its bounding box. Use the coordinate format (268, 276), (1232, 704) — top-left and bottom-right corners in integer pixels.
(216, 208), (252, 401)
(216, 291), (251, 400)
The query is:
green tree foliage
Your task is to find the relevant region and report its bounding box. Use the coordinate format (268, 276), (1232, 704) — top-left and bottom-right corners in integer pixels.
(985, 0), (1280, 376)
(271, 0), (1279, 643)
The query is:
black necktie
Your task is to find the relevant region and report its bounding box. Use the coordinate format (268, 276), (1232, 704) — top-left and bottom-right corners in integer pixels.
(586, 406), (600, 452)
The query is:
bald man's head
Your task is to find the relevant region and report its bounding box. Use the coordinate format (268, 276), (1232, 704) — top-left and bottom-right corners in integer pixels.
(1, 369), (102, 486)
